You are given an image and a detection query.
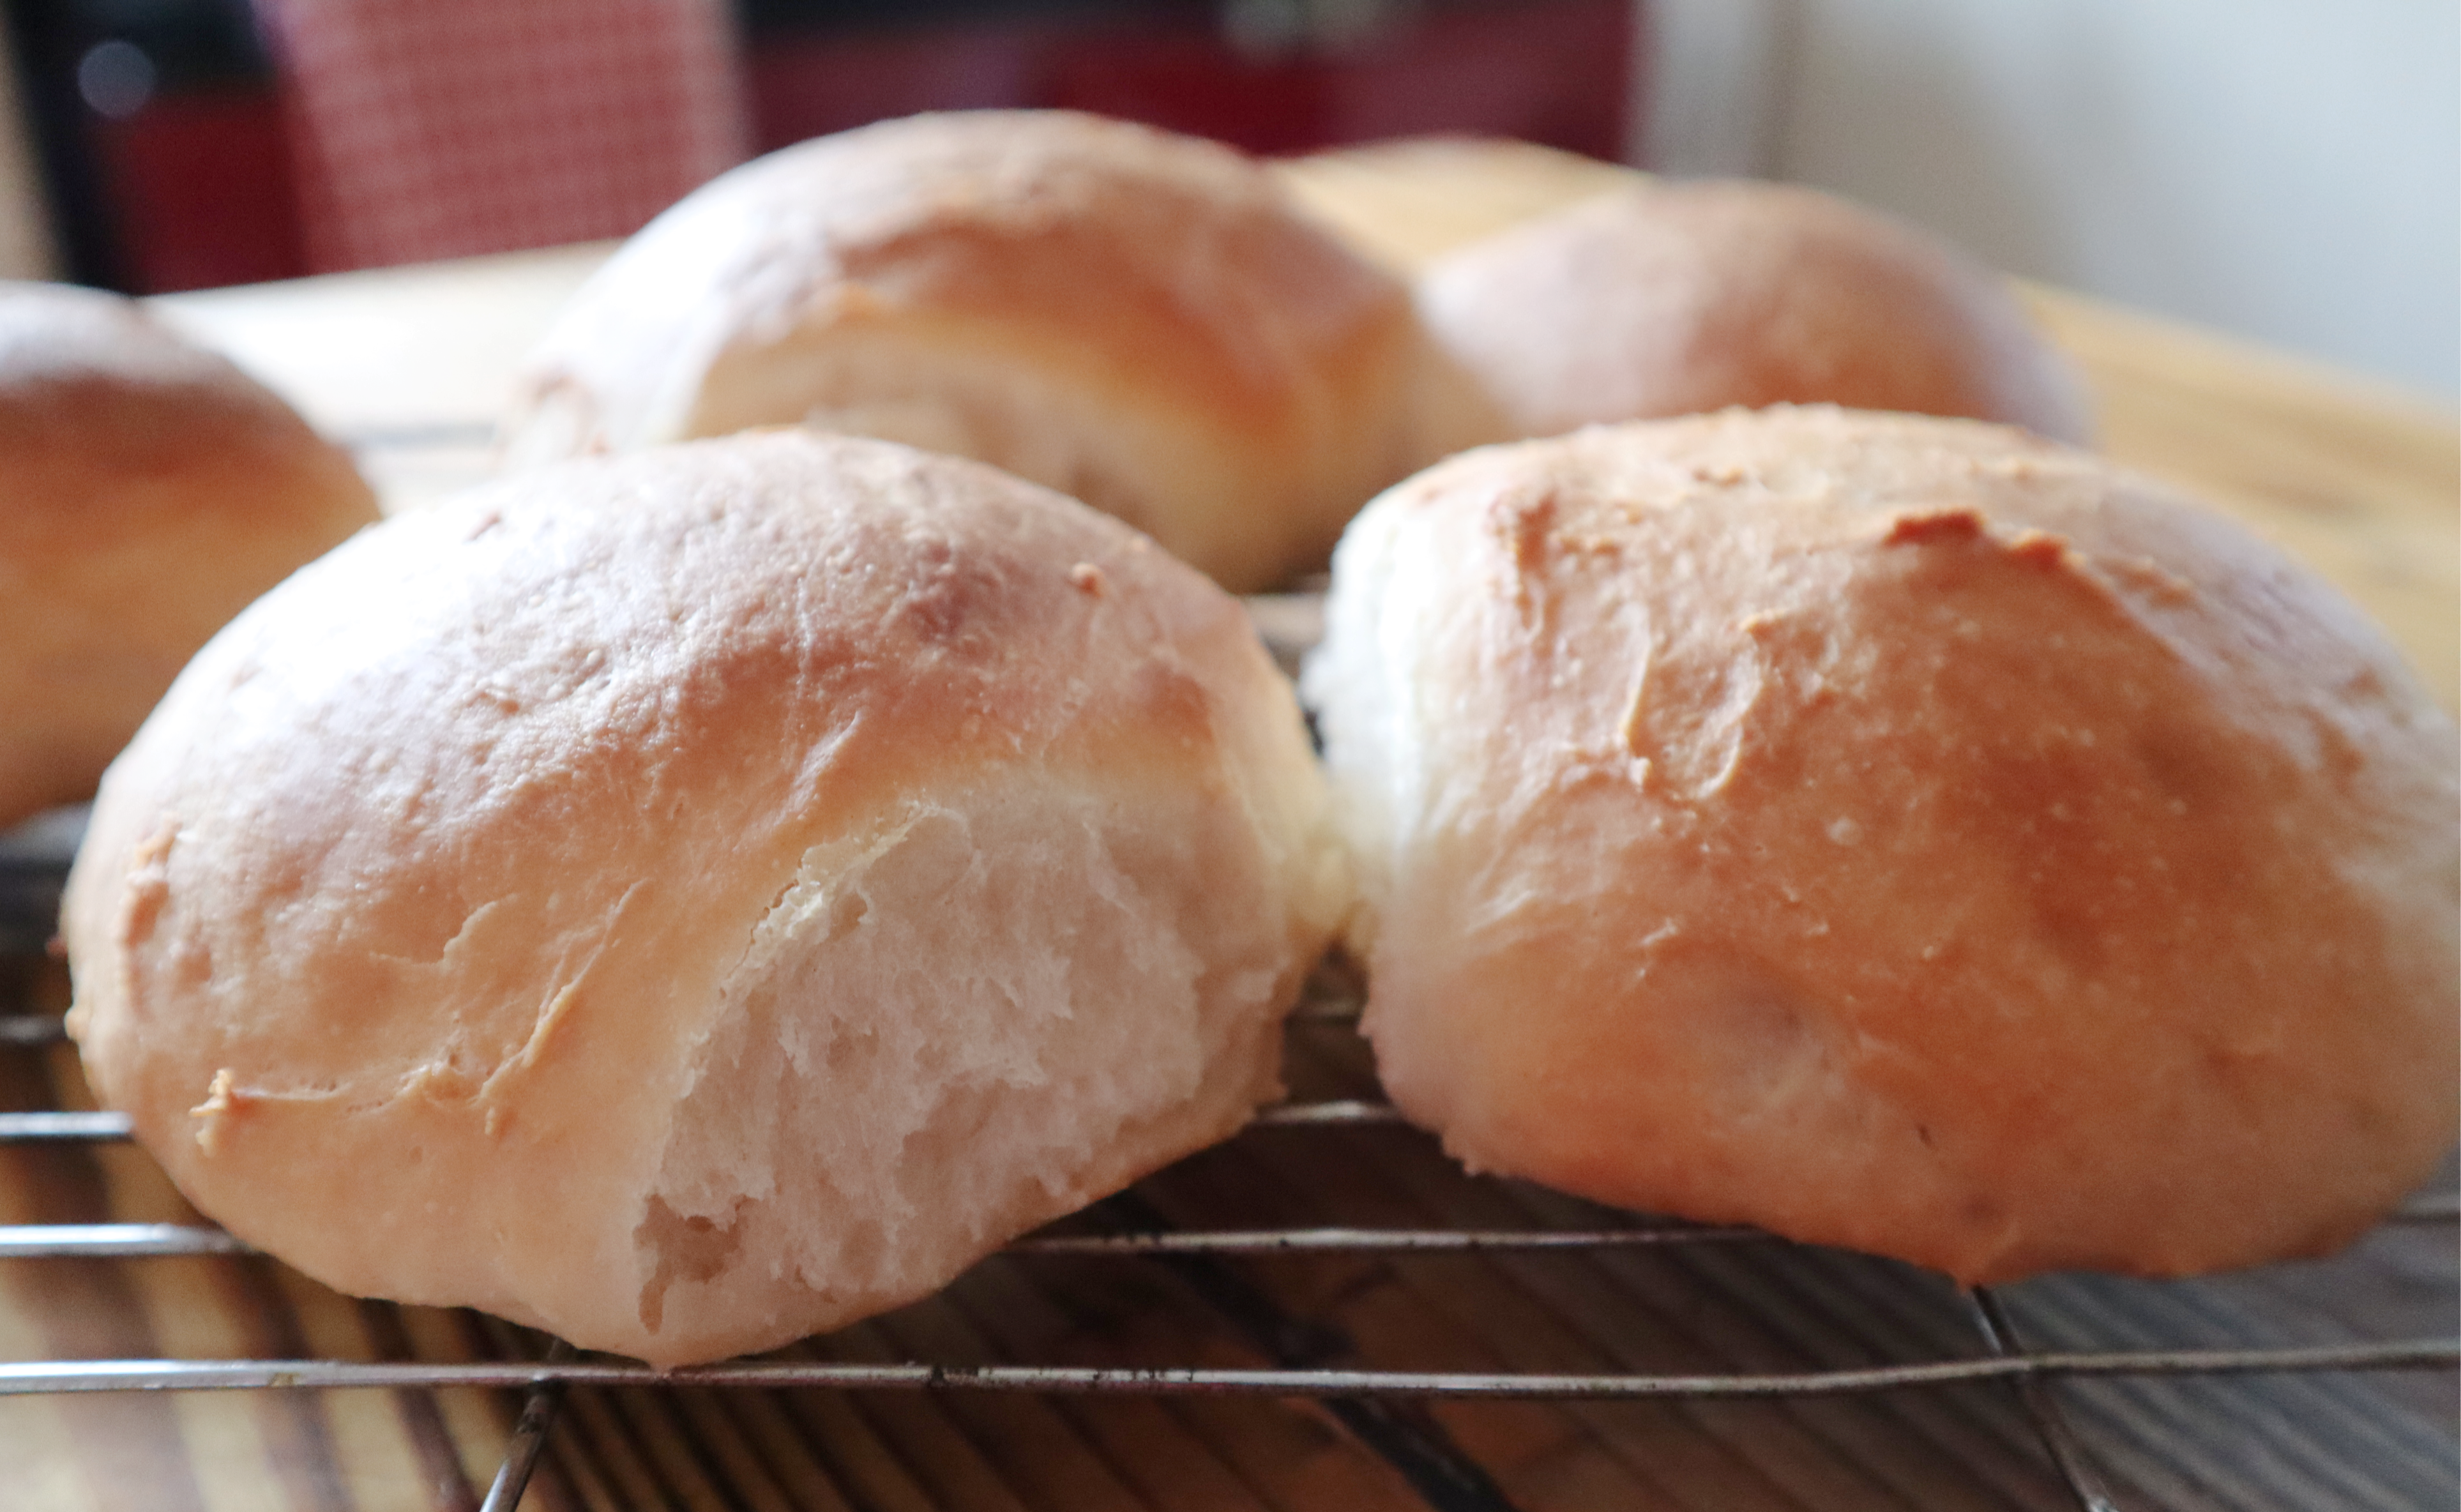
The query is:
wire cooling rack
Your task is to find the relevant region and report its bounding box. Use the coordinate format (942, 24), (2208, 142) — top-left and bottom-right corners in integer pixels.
(4, 801), (2457, 1509)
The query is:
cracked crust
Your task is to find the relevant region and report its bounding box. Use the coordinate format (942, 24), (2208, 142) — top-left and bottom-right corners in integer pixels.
(1303, 406), (2458, 1283)
(504, 110), (1504, 593)
(64, 431), (1348, 1365)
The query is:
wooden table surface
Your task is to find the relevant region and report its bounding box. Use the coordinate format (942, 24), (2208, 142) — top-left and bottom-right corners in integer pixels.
(4, 139), (2455, 1512)
(152, 136), (2460, 711)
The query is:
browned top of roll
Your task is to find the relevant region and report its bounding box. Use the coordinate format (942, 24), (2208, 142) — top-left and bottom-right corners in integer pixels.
(506, 110), (1499, 593)
(1418, 181), (2093, 445)
(0, 282), (379, 825)
(1306, 406), (2455, 1285)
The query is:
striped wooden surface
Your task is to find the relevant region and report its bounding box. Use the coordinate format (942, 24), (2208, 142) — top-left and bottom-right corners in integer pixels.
(6, 138), (2457, 1509)
(4, 946), (2455, 1511)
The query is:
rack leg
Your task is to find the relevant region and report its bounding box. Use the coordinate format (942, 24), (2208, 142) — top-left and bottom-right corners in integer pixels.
(479, 1337), (577, 1512)
(1966, 1286), (2125, 1512)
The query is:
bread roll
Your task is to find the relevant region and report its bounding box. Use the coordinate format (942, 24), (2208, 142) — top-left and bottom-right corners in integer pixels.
(506, 110), (1501, 593)
(64, 430), (1348, 1366)
(1304, 407), (2457, 1284)
(1418, 181), (2093, 444)
(0, 282), (379, 827)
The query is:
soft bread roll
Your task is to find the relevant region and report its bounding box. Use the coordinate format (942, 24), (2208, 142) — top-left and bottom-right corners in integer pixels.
(64, 431), (1348, 1367)
(505, 109), (1502, 593)
(1418, 181), (2093, 444)
(0, 282), (379, 827)
(1304, 407), (2457, 1285)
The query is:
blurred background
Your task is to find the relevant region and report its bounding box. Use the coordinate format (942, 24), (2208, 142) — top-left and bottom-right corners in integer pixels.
(0, 0), (2451, 395)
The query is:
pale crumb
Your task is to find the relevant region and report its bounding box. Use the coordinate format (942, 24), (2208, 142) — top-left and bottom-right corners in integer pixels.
(189, 1068), (243, 1153)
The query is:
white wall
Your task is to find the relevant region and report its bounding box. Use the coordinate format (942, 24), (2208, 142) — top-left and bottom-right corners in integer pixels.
(0, 24), (56, 280)
(1646, 0), (2460, 397)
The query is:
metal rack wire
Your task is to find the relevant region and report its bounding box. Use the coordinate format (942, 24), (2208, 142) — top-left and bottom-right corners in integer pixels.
(3, 530), (2456, 1508)
(4, 917), (2456, 1512)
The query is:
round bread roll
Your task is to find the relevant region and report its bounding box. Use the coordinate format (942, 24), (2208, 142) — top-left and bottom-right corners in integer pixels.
(1418, 181), (2093, 445)
(0, 281), (379, 828)
(64, 430), (1348, 1367)
(505, 109), (1501, 594)
(1304, 407), (2457, 1285)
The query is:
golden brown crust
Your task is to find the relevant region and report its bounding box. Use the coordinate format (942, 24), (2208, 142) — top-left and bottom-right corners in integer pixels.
(506, 110), (1501, 592)
(1305, 406), (2457, 1283)
(65, 431), (1346, 1365)
(0, 282), (380, 825)
(1418, 181), (2093, 445)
